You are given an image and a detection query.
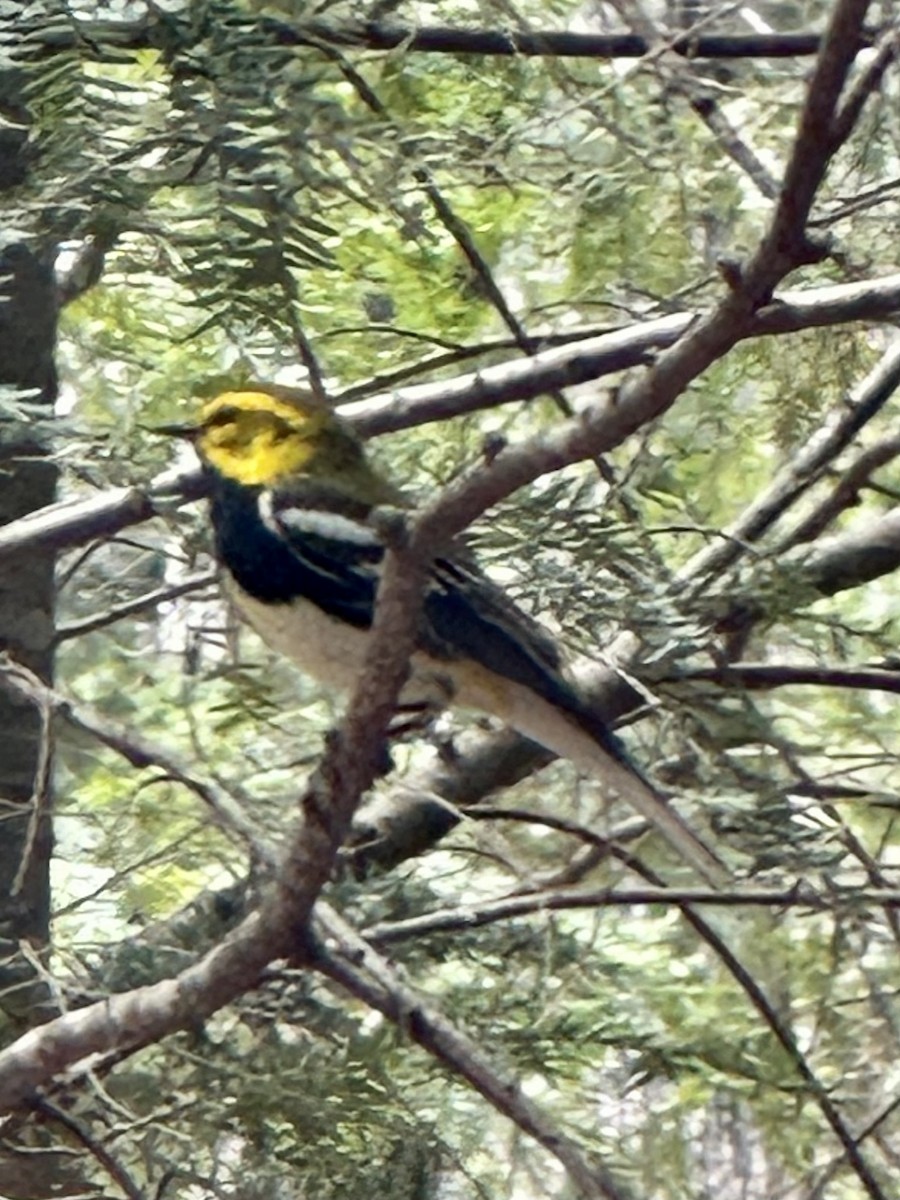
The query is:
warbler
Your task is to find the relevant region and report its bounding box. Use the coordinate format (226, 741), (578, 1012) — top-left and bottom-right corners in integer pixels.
(182, 387), (727, 885)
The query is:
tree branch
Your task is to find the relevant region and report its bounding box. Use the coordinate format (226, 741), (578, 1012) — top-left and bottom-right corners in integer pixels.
(677, 334), (900, 588)
(363, 882), (900, 946)
(621, 855), (889, 1200)
(740, 0), (873, 302)
(780, 430), (900, 548)
(53, 572), (215, 643)
(611, 3), (779, 200)
(802, 506), (900, 597)
(0, 500), (434, 1114)
(406, 0), (872, 554)
(314, 905), (634, 1200)
(22, 12), (874, 62)
(829, 21), (900, 145)
(31, 1097), (144, 1200)
(1, 272), (899, 570)
(0, 655), (276, 871)
(0, 465), (205, 564)
(345, 273), (900, 436)
(674, 662), (900, 696)
(0, 904), (278, 1113)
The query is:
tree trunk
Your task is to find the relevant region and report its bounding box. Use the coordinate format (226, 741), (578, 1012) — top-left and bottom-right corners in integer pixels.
(0, 60), (87, 1200)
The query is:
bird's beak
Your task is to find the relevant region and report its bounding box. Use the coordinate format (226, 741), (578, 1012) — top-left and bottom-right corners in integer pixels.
(144, 421), (200, 440)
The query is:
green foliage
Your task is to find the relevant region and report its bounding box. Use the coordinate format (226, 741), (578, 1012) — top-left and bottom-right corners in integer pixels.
(6, 1), (900, 1197)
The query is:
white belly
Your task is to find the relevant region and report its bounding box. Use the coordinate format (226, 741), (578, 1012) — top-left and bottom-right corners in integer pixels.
(224, 578), (728, 884)
(225, 574), (457, 708)
(227, 579), (371, 692)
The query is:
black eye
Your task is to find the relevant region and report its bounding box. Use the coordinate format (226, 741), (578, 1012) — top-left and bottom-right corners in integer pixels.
(205, 406), (240, 429)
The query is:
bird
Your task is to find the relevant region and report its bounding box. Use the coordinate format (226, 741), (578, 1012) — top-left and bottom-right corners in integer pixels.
(177, 386), (729, 886)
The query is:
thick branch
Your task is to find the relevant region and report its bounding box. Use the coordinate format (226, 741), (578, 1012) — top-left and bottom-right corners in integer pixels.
(803, 507), (900, 596)
(23, 12), (871, 62)
(345, 273), (900, 436)
(741, 0), (873, 302)
(0, 486), (433, 1114)
(1, 272), (898, 570)
(0, 466), (204, 564)
(0, 905), (281, 1113)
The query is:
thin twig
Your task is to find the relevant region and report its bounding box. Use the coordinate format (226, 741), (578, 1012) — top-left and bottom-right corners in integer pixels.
(277, 262), (328, 404)
(0, 656), (276, 871)
(677, 334), (900, 591)
(54, 573), (214, 643)
(10, 670), (52, 898)
(363, 882), (900, 946)
(624, 855), (888, 1200)
(19, 10), (875, 61)
(31, 1096), (145, 1200)
(613, 2), (779, 199)
(673, 662), (900, 695)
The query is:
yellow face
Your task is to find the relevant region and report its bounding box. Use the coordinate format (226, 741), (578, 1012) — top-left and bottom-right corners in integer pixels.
(197, 390), (329, 486)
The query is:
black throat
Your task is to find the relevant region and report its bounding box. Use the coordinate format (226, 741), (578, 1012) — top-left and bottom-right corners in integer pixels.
(207, 471), (377, 627)
(209, 473), (314, 605)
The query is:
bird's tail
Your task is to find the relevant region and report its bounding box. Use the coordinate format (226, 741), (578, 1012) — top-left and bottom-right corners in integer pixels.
(558, 717), (730, 887)
(457, 663), (730, 886)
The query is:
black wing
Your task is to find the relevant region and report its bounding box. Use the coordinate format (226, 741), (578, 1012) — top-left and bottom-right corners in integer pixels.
(243, 478), (625, 758)
(211, 474), (381, 627)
